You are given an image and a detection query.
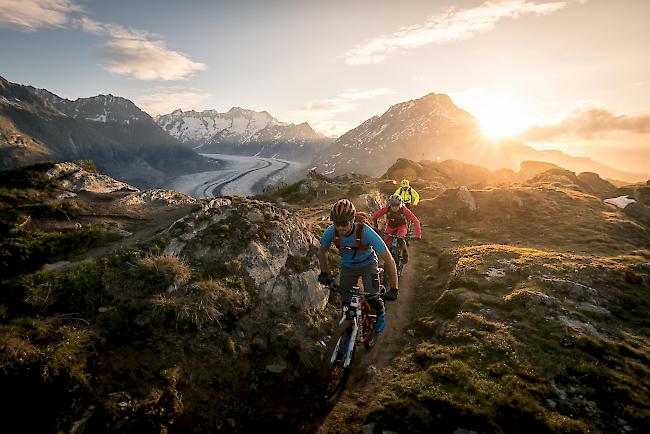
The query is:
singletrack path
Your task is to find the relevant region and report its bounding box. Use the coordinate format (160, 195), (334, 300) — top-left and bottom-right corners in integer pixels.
(315, 254), (419, 433)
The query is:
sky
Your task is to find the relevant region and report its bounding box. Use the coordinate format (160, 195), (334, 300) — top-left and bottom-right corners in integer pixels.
(1, 0), (649, 172)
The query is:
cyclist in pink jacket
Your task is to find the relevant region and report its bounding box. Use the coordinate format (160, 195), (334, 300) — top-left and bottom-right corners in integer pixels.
(372, 194), (422, 264)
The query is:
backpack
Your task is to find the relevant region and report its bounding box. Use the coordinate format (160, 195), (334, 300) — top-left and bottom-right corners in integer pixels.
(386, 208), (407, 228)
(334, 213), (370, 251)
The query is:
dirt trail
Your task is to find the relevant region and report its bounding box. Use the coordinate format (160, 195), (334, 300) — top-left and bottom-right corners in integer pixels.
(43, 205), (194, 273)
(315, 253), (420, 434)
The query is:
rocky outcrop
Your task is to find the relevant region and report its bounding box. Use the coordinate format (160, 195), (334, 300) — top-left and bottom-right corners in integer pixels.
(457, 186), (478, 211)
(119, 189), (195, 206)
(162, 197), (326, 310)
(46, 162), (139, 193)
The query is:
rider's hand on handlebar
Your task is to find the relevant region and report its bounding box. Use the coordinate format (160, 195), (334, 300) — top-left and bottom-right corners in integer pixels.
(318, 271), (332, 286)
(385, 287), (399, 301)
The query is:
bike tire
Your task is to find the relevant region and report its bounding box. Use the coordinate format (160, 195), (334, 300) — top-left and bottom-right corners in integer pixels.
(319, 320), (355, 407)
(364, 320), (379, 350)
(391, 247), (403, 276)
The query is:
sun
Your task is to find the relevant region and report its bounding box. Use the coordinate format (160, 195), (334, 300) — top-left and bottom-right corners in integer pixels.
(452, 88), (534, 140)
(477, 103), (531, 140)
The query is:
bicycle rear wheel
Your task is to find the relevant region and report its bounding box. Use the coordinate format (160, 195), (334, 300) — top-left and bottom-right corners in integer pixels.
(319, 320), (355, 407)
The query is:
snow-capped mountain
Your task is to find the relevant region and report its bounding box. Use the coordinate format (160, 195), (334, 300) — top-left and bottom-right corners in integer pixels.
(311, 92), (643, 182)
(157, 108), (333, 161)
(1, 76), (218, 187)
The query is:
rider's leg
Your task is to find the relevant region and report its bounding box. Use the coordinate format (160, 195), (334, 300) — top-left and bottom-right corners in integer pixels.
(361, 263), (385, 332)
(339, 266), (358, 319)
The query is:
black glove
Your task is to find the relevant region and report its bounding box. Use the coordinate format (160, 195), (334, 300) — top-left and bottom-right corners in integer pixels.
(318, 271), (332, 286)
(385, 288), (399, 301)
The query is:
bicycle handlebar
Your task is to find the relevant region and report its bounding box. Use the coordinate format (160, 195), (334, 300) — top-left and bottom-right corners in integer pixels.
(380, 231), (411, 240)
(325, 283), (379, 298)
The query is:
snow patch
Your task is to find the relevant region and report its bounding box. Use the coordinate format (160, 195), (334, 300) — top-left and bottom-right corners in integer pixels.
(604, 196), (636, 209)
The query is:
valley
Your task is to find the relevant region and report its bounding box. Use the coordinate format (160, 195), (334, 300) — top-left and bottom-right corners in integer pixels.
(163, 153), (307, 197)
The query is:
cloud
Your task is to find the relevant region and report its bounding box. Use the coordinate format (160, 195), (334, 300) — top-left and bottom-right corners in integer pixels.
(99, 39), (207, 81)
(288, 88), (393, 137)
(0, 1), (205, 80)
(519, 107), (650, 141)
(343, 0), (570, 65)
(72, 16), (151, 40)
(133, 88), (210, 116)
(0, 0), (82, 31)
(73, 16), (206, 81)
(292, 88), (393, 117)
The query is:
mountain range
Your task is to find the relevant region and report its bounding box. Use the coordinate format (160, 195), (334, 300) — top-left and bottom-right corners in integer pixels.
(2, 75), (646, 186)
(311, 92), (648, 183)
(156, 107), (333, 160)
(0, 76), (218, 187)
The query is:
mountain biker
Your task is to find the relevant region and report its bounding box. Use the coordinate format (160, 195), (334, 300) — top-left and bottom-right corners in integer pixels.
(372, 194), (422, 264)
(318, 199), (401, 333)
(394, 179), (420, 208)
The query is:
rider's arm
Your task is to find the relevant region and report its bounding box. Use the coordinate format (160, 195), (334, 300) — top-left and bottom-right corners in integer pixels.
(378, 250), (398, 289)
(318, 225), (335, 273)
(403, 207), (422, 238)
(318, 246), (330, 273)
(371, 206), (388, 227)
(411, 188), (420, 206)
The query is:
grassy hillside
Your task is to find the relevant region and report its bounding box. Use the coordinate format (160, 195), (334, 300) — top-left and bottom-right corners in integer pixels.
(359, 165), (650, 433)
(1, 160), (648, 433)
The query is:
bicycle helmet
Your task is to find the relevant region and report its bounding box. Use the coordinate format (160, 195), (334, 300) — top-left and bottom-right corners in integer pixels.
(400, 179), (410, 188)
(330, 198), (356, 223)
(388, 194), (403, 207)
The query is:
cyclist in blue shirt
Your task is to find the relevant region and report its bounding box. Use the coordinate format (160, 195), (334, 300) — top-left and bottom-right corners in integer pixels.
(318, 199), (399, 333)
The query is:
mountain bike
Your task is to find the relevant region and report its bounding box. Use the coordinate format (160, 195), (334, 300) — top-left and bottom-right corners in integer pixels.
(382, 231), (411, 277)
(319, 271), (386, 407)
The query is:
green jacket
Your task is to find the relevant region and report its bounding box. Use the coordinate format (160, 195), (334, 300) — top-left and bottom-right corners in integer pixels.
(394, 186), (420, 206)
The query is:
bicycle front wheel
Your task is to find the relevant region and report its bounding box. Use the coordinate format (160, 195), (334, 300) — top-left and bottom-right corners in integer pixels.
(319, 320), (355, 407)
(391, 247), (403, 276)
(364, 316), (379, 350)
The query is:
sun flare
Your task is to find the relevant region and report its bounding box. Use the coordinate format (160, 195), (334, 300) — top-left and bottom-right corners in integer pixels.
(452, 89), (534, 140)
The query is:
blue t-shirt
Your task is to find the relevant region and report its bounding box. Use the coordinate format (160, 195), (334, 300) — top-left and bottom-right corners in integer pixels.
(320, 223), (388, 269)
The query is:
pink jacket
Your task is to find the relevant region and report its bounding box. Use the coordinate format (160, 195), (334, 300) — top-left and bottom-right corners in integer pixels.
(372, 206), (422, 238)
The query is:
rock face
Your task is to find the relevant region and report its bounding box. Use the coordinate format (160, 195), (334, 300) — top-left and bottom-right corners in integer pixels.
(157, 108), (333, 161)
(119, 189), (195, 206)
(162, 197), (326, 310)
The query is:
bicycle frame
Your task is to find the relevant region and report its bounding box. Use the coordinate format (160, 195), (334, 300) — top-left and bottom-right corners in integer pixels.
(329, 269), (385, 368)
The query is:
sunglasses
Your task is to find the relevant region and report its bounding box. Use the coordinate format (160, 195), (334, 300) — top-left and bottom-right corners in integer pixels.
(333, 220), (352, 229)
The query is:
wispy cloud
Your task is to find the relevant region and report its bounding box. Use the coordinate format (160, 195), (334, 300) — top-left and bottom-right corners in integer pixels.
(72, 16), (151, 40)
(133, 88), (210, 116)
(288, 88), (393, 136)
(343, 0), (570, 65)
(98, 39), (206, 81)
(0, 1), (205, 80)
(0, 0), (82, 31)
(519, 107), (650, 141)
(291, 88), (393, 117)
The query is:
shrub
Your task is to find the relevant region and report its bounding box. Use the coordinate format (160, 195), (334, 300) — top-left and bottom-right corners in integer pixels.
(152, 280), (250, 330)
(0, 162), (58, 190)
(135, 255), (191, 294)
(0, 226), (105, 279)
